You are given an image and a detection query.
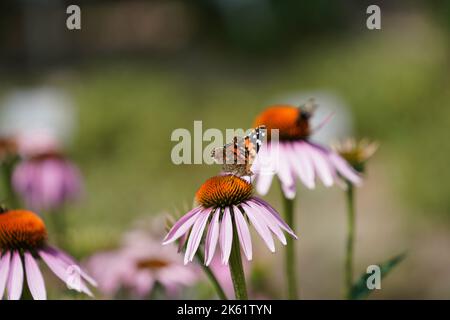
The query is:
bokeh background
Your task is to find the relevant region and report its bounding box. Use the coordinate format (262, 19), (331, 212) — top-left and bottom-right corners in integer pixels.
(1, 0), (449, 299)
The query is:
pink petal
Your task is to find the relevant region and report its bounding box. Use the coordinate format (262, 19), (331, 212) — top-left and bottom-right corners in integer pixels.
(219, 207), (233, 264)
(233, 206), (253, 260)
(204, 209), (221, 266)
(184, 209), (210, 264)
(255, 172), (274, 196)
(328, 152), (362, 186)
(292, 142), (315, 189)
(241, 203), (275, 252)
(24, 252), (46, 300)
(7, 251), (23, 300)
(247, 201), (286, 245)
(0, 251), (11, 299)
(305, 143), (334, 187)
(280, 180), (296, 200)
(253, 197), (298, 239)
(45, 246), (97, 287)
(39, 248), (93, 297)
(276, 144), (296, 191)
(163, 207), (202, 245)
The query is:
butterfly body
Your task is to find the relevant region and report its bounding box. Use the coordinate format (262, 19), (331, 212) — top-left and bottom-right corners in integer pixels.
(211, 126), (267, 177)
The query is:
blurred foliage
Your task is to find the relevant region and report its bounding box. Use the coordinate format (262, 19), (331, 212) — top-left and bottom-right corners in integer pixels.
(351, 253), (406, 300)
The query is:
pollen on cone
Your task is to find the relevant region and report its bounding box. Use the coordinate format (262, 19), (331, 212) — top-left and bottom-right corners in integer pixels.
(195, 175), (253, 208)
(0, 210), (48, 250)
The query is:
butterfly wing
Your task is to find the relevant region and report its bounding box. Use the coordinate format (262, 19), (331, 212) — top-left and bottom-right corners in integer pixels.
(211, 126), (266, 176)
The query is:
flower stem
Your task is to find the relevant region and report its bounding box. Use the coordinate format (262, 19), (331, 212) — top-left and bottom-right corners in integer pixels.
(195, 250), (228, 300)
(283, 195), (299, 300)
(344, 182), (355, 299)
(228, 222), (248, 300)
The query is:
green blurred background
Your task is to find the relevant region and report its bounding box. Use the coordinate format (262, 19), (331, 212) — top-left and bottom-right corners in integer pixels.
(1, 0), (450, 299)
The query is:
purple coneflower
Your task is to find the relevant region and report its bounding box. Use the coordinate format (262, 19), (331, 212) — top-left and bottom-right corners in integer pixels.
(86, 229), (198, 299)
(163, 175), (297, 265)
(12, 151), (82, 212)
(163, 174), (297, 300)
(252, 101), (362, 299)
(252, 103), (362, 198)
(0, 208), (96, 300)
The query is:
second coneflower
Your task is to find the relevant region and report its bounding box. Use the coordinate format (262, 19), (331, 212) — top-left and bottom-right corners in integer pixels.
(252, 100), (362, 299)
(163, 174), (297, 300)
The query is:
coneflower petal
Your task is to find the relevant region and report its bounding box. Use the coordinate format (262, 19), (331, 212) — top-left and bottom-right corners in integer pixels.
(232, 206), (253, 261)
(292, 142), (315, 189)
(205, 209), (220, 266)
(24, 252), (46, 300)
(7, 251), (23, 300)
(305, 143), (334, 187)
(247, 201), (286, 245)
(328, 153), (362, 186)
(163, 207), (202, 245)
(277, 145), (296, 191)
(255, 172), (274, 196)
(185, 209), (210, 264)
(241, 204), (275, 252)
(45, 246), (97, 287)
(253, 197), (298, 239)
(39, 248), (93, 297)
(220, 207), (233, 264)
(0, 251), (11, 299)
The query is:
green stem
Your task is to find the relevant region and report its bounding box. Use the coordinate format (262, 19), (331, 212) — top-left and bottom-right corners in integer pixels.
(228, 221), (248, 300)
(283, 195), (298, 300)
(345, 182), (355, 299)
(195, 250), (228, 300)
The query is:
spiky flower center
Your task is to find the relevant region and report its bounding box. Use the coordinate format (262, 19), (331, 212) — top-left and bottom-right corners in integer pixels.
(196, 175), (253, 208)
(254, 105), (311, 141)
(0, 210), (48, 250)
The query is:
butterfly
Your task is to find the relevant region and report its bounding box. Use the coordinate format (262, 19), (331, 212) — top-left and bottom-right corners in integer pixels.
(211, 125), (267, 177)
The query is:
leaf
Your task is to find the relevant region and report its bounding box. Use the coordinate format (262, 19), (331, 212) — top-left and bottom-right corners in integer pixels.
(350, 252), (406, 300)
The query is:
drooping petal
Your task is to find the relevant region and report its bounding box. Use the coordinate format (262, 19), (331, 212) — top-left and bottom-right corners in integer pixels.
(204, 209), (221, 266)
(163, 207), (202, 245)
(219, 207), (233, 264)
(255, 172), (274, 196)
(305, 143), (334, 187)
(24, 252), (46, 300)
(292, 142), (316, 189)
(280, 179), (297, 200)
(44, 246), (97, 287)
(0, 251), (11, 299)
(328, 152), (362, 186)
(253, 197), (298, 239)
(7, 251), (24, 300)
(246, 200), (286, 245)
(232, 206), (253, 260)
(39, 248), (93, 297)
(241, 203), (275, 252)
(276, 144), (296, 196)
(184, 209), (210, 264)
